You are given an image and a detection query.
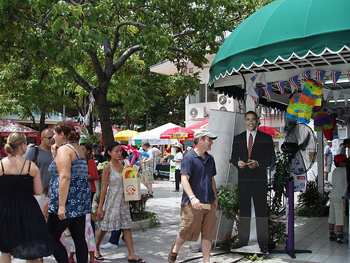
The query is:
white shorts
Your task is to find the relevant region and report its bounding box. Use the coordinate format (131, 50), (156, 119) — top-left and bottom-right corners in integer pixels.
(328, 197), (345, 226)
(324, 164), (331, 173)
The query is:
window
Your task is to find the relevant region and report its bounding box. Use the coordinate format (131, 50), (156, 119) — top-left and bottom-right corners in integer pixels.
(189, 84), (206, 104)
(207, 88), (217, 102)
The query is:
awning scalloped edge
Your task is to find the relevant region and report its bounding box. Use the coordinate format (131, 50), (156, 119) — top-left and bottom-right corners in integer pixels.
(209, 45), (350, 86)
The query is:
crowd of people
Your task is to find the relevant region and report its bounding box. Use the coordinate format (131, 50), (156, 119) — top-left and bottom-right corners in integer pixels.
(0, 119), (218, 263)
(3, 115), (350, 263)
(0, 121), (151, 263)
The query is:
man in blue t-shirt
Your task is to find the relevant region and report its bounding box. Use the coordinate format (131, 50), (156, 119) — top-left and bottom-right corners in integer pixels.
(168, 129), (218, 263)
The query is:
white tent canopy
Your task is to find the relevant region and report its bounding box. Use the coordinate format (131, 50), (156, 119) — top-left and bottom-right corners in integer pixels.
(129, 122), (180, 145)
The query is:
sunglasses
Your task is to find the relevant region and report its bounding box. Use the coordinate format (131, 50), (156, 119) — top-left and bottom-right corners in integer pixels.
(44, 136), (53, 140)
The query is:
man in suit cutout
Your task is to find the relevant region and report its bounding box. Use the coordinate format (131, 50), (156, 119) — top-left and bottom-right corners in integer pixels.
(231, 111), (275, 254)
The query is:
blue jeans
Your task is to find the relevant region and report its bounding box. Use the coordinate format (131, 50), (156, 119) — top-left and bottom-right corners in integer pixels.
(109, 229), (122, 244)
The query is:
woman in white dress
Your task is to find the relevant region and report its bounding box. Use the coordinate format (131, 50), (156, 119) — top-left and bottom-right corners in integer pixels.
(94, 142), (145, 263)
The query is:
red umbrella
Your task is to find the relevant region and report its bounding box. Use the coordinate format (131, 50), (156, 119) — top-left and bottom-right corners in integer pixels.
(258, 126), (283, 138)
(187, 119), (209, 130)
(160, 127), (195, 139)
(94, 125), (122, 135)
(0, 119), (41, 144)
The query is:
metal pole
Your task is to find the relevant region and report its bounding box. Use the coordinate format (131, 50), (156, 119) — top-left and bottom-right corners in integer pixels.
(63, 88), (66, 121)
(285, 180), (294, 253)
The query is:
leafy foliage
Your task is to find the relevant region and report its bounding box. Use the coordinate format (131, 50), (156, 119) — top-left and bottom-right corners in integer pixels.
(270, 152), (290, 215)
(129, 193), (160, 227)
(217, 183), (239, 223)
(296, 181), (330, 217)
(0, 0), (270, 145)
(80, 129), (102, 144)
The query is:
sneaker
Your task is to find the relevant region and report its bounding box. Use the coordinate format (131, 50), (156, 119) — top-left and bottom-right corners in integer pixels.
(118, 240), (126, 246)
(329, 234), (337, 241)
(100, 242), (118, 249)
(337, 236), (348, 244)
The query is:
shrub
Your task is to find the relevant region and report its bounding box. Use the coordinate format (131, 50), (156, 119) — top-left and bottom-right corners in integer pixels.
(296, 181), (330, 217)
(130, 193), (160, 227)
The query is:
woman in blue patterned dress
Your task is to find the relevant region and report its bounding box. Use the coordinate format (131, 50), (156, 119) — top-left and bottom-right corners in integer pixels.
(47, 121), (91, 263)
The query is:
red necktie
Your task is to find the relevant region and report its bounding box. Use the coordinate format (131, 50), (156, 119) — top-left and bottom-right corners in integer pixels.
(248, 133), (253, 159)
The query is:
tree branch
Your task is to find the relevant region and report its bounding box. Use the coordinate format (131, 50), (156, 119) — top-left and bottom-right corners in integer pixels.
(65, 0), (88, 7)
(168, 47), (185, 54)
(173, 29), (196, 38)
(73, 70), (95, 93)
(112, 21), (147, 54)
(113, 45), (143, 72)
(86, 49), (105, 81)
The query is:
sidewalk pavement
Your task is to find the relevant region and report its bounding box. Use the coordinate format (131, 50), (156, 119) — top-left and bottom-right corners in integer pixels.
(11, 181), (340, 263)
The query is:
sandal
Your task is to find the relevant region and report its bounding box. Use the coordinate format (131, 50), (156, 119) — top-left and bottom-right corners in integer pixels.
(127, 258), (146, 263)
(94, 254), (104, 261)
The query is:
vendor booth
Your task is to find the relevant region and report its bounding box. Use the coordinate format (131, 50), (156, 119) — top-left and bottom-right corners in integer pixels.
(0, 119), (40, 144)
(94, 125), (121, 135)
(129, 122), (179, 146)
(208, 0), (350, 258)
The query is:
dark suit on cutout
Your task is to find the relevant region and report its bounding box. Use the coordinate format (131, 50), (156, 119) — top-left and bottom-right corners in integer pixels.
(231, 130), (275, 249)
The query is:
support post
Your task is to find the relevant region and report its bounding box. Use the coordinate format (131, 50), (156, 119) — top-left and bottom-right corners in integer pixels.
(316, 131), (324, 193)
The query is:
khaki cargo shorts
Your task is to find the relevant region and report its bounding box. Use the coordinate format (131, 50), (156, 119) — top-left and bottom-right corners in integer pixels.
(178, 202), (217, 241)
(141, 170), (154, 183)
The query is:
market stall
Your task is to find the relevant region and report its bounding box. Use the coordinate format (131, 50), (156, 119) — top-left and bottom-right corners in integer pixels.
(129, 122), (179, 145)
(94, 125), (121, 135)
(0, 119), (40, 144)
(208, 0), (350, 257)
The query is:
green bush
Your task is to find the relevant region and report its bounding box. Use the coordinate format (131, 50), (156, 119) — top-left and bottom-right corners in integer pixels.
(130, 193), (160, 227)
(296, 181), (330, 217)
(217, 183), (239, 223)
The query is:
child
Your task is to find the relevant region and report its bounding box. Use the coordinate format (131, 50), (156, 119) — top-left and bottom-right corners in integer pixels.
(328, 154), (348, 243)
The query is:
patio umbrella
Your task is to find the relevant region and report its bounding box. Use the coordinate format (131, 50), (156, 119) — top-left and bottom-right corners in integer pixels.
(186, 119), (209, 131)
(258, 126), (283, 138)
(114, 130), (139, 142)
(160, 127), (195, 140)
(94, 125), (121, 135)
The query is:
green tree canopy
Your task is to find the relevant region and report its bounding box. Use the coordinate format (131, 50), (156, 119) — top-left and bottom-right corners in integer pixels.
(0, 0), (270, 145)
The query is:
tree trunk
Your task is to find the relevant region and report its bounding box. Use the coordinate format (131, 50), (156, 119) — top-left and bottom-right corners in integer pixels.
(94, 87), (114, 147)
(39, 109), (46, 132)
(86, 113), (94, 135)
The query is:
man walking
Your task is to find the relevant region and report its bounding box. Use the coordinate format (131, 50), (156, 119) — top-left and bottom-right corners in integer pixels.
(231, 111), (275, 254)
(168, 129), (218, 263)
(25, 129), (54, 188)
(24, 129), (54, 206)
(140, 141), (156, 197)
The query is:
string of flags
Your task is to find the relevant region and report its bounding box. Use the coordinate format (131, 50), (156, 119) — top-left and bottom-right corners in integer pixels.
(245, 70), (349, 106)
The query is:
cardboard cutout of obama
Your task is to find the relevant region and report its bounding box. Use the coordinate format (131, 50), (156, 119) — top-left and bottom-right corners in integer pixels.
(230, 111), (275, 254)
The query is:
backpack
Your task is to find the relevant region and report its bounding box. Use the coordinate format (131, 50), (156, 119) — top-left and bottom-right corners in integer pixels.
(33, 146), (39, 164)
